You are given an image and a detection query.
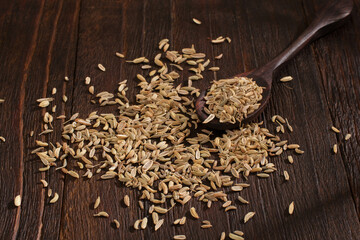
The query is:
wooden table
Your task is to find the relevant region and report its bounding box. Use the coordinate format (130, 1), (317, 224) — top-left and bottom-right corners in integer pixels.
(1, 0), (359, 239)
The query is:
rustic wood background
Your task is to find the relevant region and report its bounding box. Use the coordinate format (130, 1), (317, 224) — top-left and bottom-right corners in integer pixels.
(1, 0), (359, 239)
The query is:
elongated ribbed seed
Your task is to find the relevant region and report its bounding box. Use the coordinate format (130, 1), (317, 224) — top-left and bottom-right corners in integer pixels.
(190, 207), (199, 219)
(331, 126), (340, 133)
(244, 212), (255, 223)
(280, 76), (293, 82)
(94, 196), (101, 209)
(289, 201), (295, 214)
(50, 193), (59, 203)
(192, 18), (201, 24)
(124, 195), (130, 207)
(113, 219), (120, 228)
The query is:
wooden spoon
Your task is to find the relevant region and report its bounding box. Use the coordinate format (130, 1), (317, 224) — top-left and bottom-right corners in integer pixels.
(196, 0), (353, 130)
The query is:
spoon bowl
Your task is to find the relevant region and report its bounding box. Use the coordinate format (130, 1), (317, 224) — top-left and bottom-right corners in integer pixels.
(196, 72), (271, 130)
(196, 0), (353, 130)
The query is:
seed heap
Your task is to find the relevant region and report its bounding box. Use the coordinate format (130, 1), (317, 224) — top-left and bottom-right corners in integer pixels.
(32, 38), (302, 239)
(204, 77), (263, 124)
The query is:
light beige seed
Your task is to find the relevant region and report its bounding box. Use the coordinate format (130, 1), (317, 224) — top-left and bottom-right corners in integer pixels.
(40, 179), (48, 187)
(85, 77), (91, 85)
(124, 195), (130, 207)
(211, 38), (225, 44)
(154, 206), (168, 214)
(98, 64), (106, 71)
(163, 43), (169, 52)
(154, 218), (164, 231)
(50, 193), (59, 203)
(215, 54), (223, 59)
(0, 136), (5, 142)
(271, 115), (277, 122)
(276, 115), (286, 124)
(39, 101), (50, 108)
(173, 235), (186, 240)
(233, 231), (244, 236)
(333, 144), (337, 154)
(201, 224), (213, 229)
(229, 233), (244, 240)
(287, 144), (300, 149)
(345, 134), (351, 141)
(94, 211), (109, 218)
(62, 95), (68, 102)
(149, 70), (156, 76)
(52, 88), (57, 95)
(64, 76), (69, 81)
(37, 97), (54, 103)
(67, 170), (79, 178)
(237, 196), (249, 204)
(89, 86), (94, 94)
(280, 76), (293, 82)
(138, 200), (144, 210)
(244, 211), (255, 223)
(231, 186), (243, 192)
(137, 74), (146, 82)
(94, 196), (100, 209)
(173, 218), (181, 225)
(288, 155), (294, 164)
(141, 217), (148, 229)
(39, 166), (50, 171)
(203, 114), (215, 124)
(220, 232), (226, 240)
(289, 201), (295, 214)
(141, 65), (151, 69)
(284, 170), (289, 181)
(0, 98), (5, 103)
(295, 148), (304, 154)
(179, 216), (186, 225)
(115, 52), (124, 58)
(36, 140), (48, 147)
(331, 126), (340, 133)
(152, 212), (159, 225)
(14, 195), (21, 207)
(30, 131), (34, 137)
(190, 207), (199, 219)
(257, 173), (270, 178)
(208, 67), (220, 71)
(133, 219), (141, 230)
(131, 57), (146, 64)
(192, 18), (201, 24)
(285, 118), (293, 132)
(222, 201), (232, 208)
(113, 219), (120, 228)
(225, 205), (237, 212)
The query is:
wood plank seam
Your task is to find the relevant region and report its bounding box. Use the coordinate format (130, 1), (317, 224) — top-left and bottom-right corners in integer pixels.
(13, 1), (46, 239)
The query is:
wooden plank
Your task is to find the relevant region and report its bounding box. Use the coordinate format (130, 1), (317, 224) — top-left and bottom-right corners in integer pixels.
(0, 1), (46, 239)
(59, 1), (144, 239)
(34, 1), (81, 239)
(302, 0), (360, 219)
(0, 0), (81, 239)
(0, 0), (359, 239)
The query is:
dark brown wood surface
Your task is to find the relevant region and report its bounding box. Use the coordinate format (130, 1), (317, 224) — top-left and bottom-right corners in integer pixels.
(0, 0), (359, 239)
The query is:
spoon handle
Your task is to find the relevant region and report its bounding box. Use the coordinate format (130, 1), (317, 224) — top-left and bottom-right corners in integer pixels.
(253, 0), (353, 81)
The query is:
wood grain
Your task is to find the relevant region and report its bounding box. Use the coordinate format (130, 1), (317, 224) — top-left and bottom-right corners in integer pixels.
(302, 0), (360, 219)
(0, 0), (359, 239)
